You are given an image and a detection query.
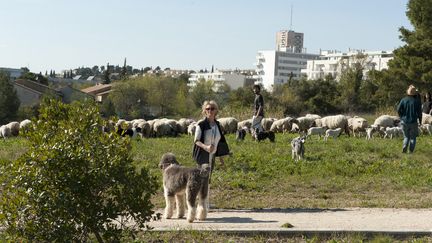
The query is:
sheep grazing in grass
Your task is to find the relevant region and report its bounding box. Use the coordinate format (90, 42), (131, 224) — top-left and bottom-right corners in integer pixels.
(373, 115), (400, 129)
(270, 117), (296, 133)
(348, 116), (368, 137)
(6, 121), (20, 136)
(237, 119), (252, 131)
(294, 117), (315, 133)
(419, 124), (432, 135)
(384, 126), (403, 139)
(20, 119), (32, 130)
(153, 119), (177, 137)
(365, 125), (379, 140)
(324, 128), (342, 141)
(0, 125), (12, 139)
(218, 117), (238, 134)
(187, 122), (197, 136)
(305, 114), (321, 120)
(307, 127), (325, 140)
(261, 118), (276, 131)
(176, 118), (195, 134)
(422, 113), (432, 125)
(291, 136), (306, 161)
(315, 115), (349, 136)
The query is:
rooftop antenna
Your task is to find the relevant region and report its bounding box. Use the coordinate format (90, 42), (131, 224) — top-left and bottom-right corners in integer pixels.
(289, 4), (293, 30)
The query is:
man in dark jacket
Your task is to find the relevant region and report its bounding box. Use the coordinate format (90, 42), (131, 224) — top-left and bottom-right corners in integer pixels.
(397, 85), (422, 153)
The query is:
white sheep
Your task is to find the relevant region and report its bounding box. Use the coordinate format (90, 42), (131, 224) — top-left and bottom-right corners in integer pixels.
(422, 113), (432, 125)
(348, 116), (368, 137)
(176, 118), (195, 134)
(365, 125), (379, 140)
(295, 116), (316, 133)
(261, 118), (276, 131)
(153, 119), (177, 137)
(305, 114), (321, 120)
(136, 121), (151, 138)
(20, 119), (32, 130)
(218, 117), (238, 134)
(324, 128), (342, 141)
(0, 125), (11, 138)
(373, 115), (400, 128)
(307, 127), (326, 140)
(6, 121), (20, 136)
(237, 119), (252, 131)
(187, 122), (197, 136)
(384, 126), (403, 139)
(316, 115), (349, 136)
(270, 117), (296, 133)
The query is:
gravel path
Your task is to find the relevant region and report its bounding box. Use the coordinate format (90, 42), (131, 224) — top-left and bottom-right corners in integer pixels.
(148, 208), (432, 234)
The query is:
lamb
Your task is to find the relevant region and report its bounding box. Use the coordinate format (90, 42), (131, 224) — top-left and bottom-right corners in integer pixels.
(348, 116), (368, 137)
(218, 117), (238, 134)
(384, 126), (403, 139)
(6, 121), (20, 136)
(315, 115), (349, 136)
(419, 124), (432, 135)
(373, 115), (400, 128)
(307, 127), (325, 140)
(365, 125), (380, 140)
(324, 128), (342, 141)
(291, 136), (306, 161)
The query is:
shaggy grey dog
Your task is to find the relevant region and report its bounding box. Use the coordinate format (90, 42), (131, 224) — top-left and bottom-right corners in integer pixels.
(159, 153), (210, 223)
(291, 136), (306, 161)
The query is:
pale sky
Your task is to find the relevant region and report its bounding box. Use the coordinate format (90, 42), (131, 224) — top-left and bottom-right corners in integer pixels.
(0, 0), (411, 74)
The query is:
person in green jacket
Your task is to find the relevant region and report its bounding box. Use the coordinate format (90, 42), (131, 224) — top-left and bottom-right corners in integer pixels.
(397, 85), (422, 153)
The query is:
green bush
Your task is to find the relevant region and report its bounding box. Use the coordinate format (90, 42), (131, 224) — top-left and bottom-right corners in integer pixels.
(0, 99), (158, 242)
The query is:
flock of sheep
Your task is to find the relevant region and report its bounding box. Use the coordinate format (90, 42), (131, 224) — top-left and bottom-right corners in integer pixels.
(2, 113), (432, 140)
(0, 119), (31, 139)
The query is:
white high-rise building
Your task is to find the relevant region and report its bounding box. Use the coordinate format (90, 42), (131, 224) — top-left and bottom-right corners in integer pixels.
(255, 30), (319, 91)
(276, 30), (304, 53)
(301, 49), (393, 80)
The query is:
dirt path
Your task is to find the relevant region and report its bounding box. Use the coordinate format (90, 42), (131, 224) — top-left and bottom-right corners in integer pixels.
(148, 208), (432, 234)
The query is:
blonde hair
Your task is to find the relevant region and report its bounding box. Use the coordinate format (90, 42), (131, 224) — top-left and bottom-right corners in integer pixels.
(407, 84), (417, 96)
(201, 100), (219, 115)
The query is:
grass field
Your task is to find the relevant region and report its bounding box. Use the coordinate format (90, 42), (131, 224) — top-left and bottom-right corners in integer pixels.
(2, 132), (432, 209)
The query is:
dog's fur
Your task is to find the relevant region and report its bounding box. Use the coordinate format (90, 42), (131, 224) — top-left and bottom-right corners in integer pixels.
(159, 153), (210, 223)
(254, 128), (275, 142)
(291, 136), (306, 161)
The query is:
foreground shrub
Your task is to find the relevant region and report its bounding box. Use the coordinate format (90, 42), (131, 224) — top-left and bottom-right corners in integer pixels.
(0, 99), (158, 242)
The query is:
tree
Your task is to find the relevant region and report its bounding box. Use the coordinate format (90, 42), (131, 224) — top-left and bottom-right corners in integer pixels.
(109, 79), (149, 119)
(0, 99), (158, 242)
(375, 0), (432, 105)
(103, 63), (111, 84)
(120, 58), (127, 80)
(0, 71), (20, 124)
(190, 79), (217, 108)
